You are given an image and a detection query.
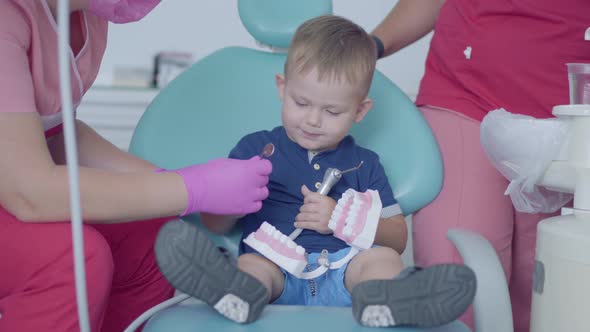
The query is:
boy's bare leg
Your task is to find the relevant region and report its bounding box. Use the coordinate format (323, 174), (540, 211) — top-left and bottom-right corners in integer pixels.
(345, 247), (404, 291)
(238, 254), (285, 303)
(346, 247), (476, 328)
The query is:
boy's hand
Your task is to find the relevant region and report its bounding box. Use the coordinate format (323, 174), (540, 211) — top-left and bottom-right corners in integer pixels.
(294, 185), (336, 234)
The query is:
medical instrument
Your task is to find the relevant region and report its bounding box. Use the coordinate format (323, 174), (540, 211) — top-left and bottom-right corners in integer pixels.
(57, 1), (91, 332)
(260, 143), (275, 158)
(317, 161), (365, 195)
(288, 161), (364, 240)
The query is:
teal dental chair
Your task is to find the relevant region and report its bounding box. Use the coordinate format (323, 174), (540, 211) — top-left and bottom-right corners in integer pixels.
(128, 1), (514, 331)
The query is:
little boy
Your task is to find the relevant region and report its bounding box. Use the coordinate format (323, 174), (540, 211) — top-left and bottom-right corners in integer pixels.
(156, 15), (476, 328)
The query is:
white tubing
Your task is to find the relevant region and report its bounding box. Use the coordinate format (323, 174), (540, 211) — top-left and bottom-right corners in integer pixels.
(123, 294), (191, 332)
(299, 265), (329, 279)
(288, 228), (302, 240)
(329, 247), (358, 269)
(298, 247), (359, 279)
(57, 1), (90, 331)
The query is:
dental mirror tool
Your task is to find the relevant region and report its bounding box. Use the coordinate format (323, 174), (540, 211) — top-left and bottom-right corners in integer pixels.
(260, 143), (275, 158)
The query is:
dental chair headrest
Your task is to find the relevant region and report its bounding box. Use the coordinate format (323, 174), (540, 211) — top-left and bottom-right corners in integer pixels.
(238, 0), (333, 50)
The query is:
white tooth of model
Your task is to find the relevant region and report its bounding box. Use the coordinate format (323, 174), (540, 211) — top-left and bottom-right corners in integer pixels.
(279, 234), (288, 243)
(328, 219), (337, 229)
(262, 222), (272, 233)
(345, 211), (358, 227)
(295, 246), (305, 255)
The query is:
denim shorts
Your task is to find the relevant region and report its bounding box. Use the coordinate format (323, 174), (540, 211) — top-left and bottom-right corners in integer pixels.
(272, 247), (353, 306)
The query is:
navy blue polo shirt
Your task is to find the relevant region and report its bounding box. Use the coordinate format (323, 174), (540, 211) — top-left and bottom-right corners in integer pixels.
(230, 126), (399, 254)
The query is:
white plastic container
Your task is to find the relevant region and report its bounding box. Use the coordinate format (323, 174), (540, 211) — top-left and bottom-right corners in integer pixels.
(530, 212), (590, 332)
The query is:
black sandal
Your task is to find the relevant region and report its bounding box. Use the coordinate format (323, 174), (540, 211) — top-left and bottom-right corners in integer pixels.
(155, 219), (268, 323)
(352, 264), (476, 327)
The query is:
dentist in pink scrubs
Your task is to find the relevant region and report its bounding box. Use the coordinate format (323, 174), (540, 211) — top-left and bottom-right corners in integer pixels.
(0, 1), (271, 331)
(371, 1), (590, 331)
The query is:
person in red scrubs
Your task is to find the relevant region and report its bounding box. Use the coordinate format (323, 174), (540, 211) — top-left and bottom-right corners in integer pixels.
(371, 1), (590, 331)
(0, 1), (271, 331)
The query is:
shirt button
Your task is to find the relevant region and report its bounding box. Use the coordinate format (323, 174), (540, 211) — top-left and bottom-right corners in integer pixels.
(313, 163), (320, 170)
(315, 182), (321, 190)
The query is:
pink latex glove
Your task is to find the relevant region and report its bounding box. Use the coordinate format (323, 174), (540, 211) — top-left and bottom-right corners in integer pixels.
(163, 156), (272, 216)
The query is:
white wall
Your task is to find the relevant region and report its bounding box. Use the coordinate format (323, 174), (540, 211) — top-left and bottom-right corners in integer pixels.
(96, 0), (433, 98)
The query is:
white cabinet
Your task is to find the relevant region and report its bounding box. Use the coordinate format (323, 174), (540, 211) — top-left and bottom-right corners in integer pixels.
(77, 86), (159, 151)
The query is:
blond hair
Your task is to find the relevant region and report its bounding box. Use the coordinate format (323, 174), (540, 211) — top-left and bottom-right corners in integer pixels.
(285, 15), (377, 96)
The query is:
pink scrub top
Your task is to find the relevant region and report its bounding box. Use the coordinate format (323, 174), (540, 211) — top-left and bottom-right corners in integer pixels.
(0, 0), (108, 136)
(415, 0), (590, 121)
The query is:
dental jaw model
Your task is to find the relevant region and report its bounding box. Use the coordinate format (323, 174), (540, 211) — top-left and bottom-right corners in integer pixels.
(329, 189), (382, 250)
(243, 222), (309, 277)
(243, 163), (382, 279)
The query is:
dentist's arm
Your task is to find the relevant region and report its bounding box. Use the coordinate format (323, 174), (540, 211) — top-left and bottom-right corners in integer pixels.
(371, 0), (445, 57)
(0, 112), (187, 222)
(48, 119), (157, 173)
(0, 22), (271, 224)
(0, 112), (271, 223)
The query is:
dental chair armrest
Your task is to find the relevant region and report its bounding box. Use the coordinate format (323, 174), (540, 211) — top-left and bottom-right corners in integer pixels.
(446, 229), (514, 332)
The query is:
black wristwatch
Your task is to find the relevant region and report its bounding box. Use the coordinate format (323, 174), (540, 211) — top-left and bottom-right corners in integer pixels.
(371, 35), (385, 59)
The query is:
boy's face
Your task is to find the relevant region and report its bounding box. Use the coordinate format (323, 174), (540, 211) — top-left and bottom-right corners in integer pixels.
(276, 68), (373, 152)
